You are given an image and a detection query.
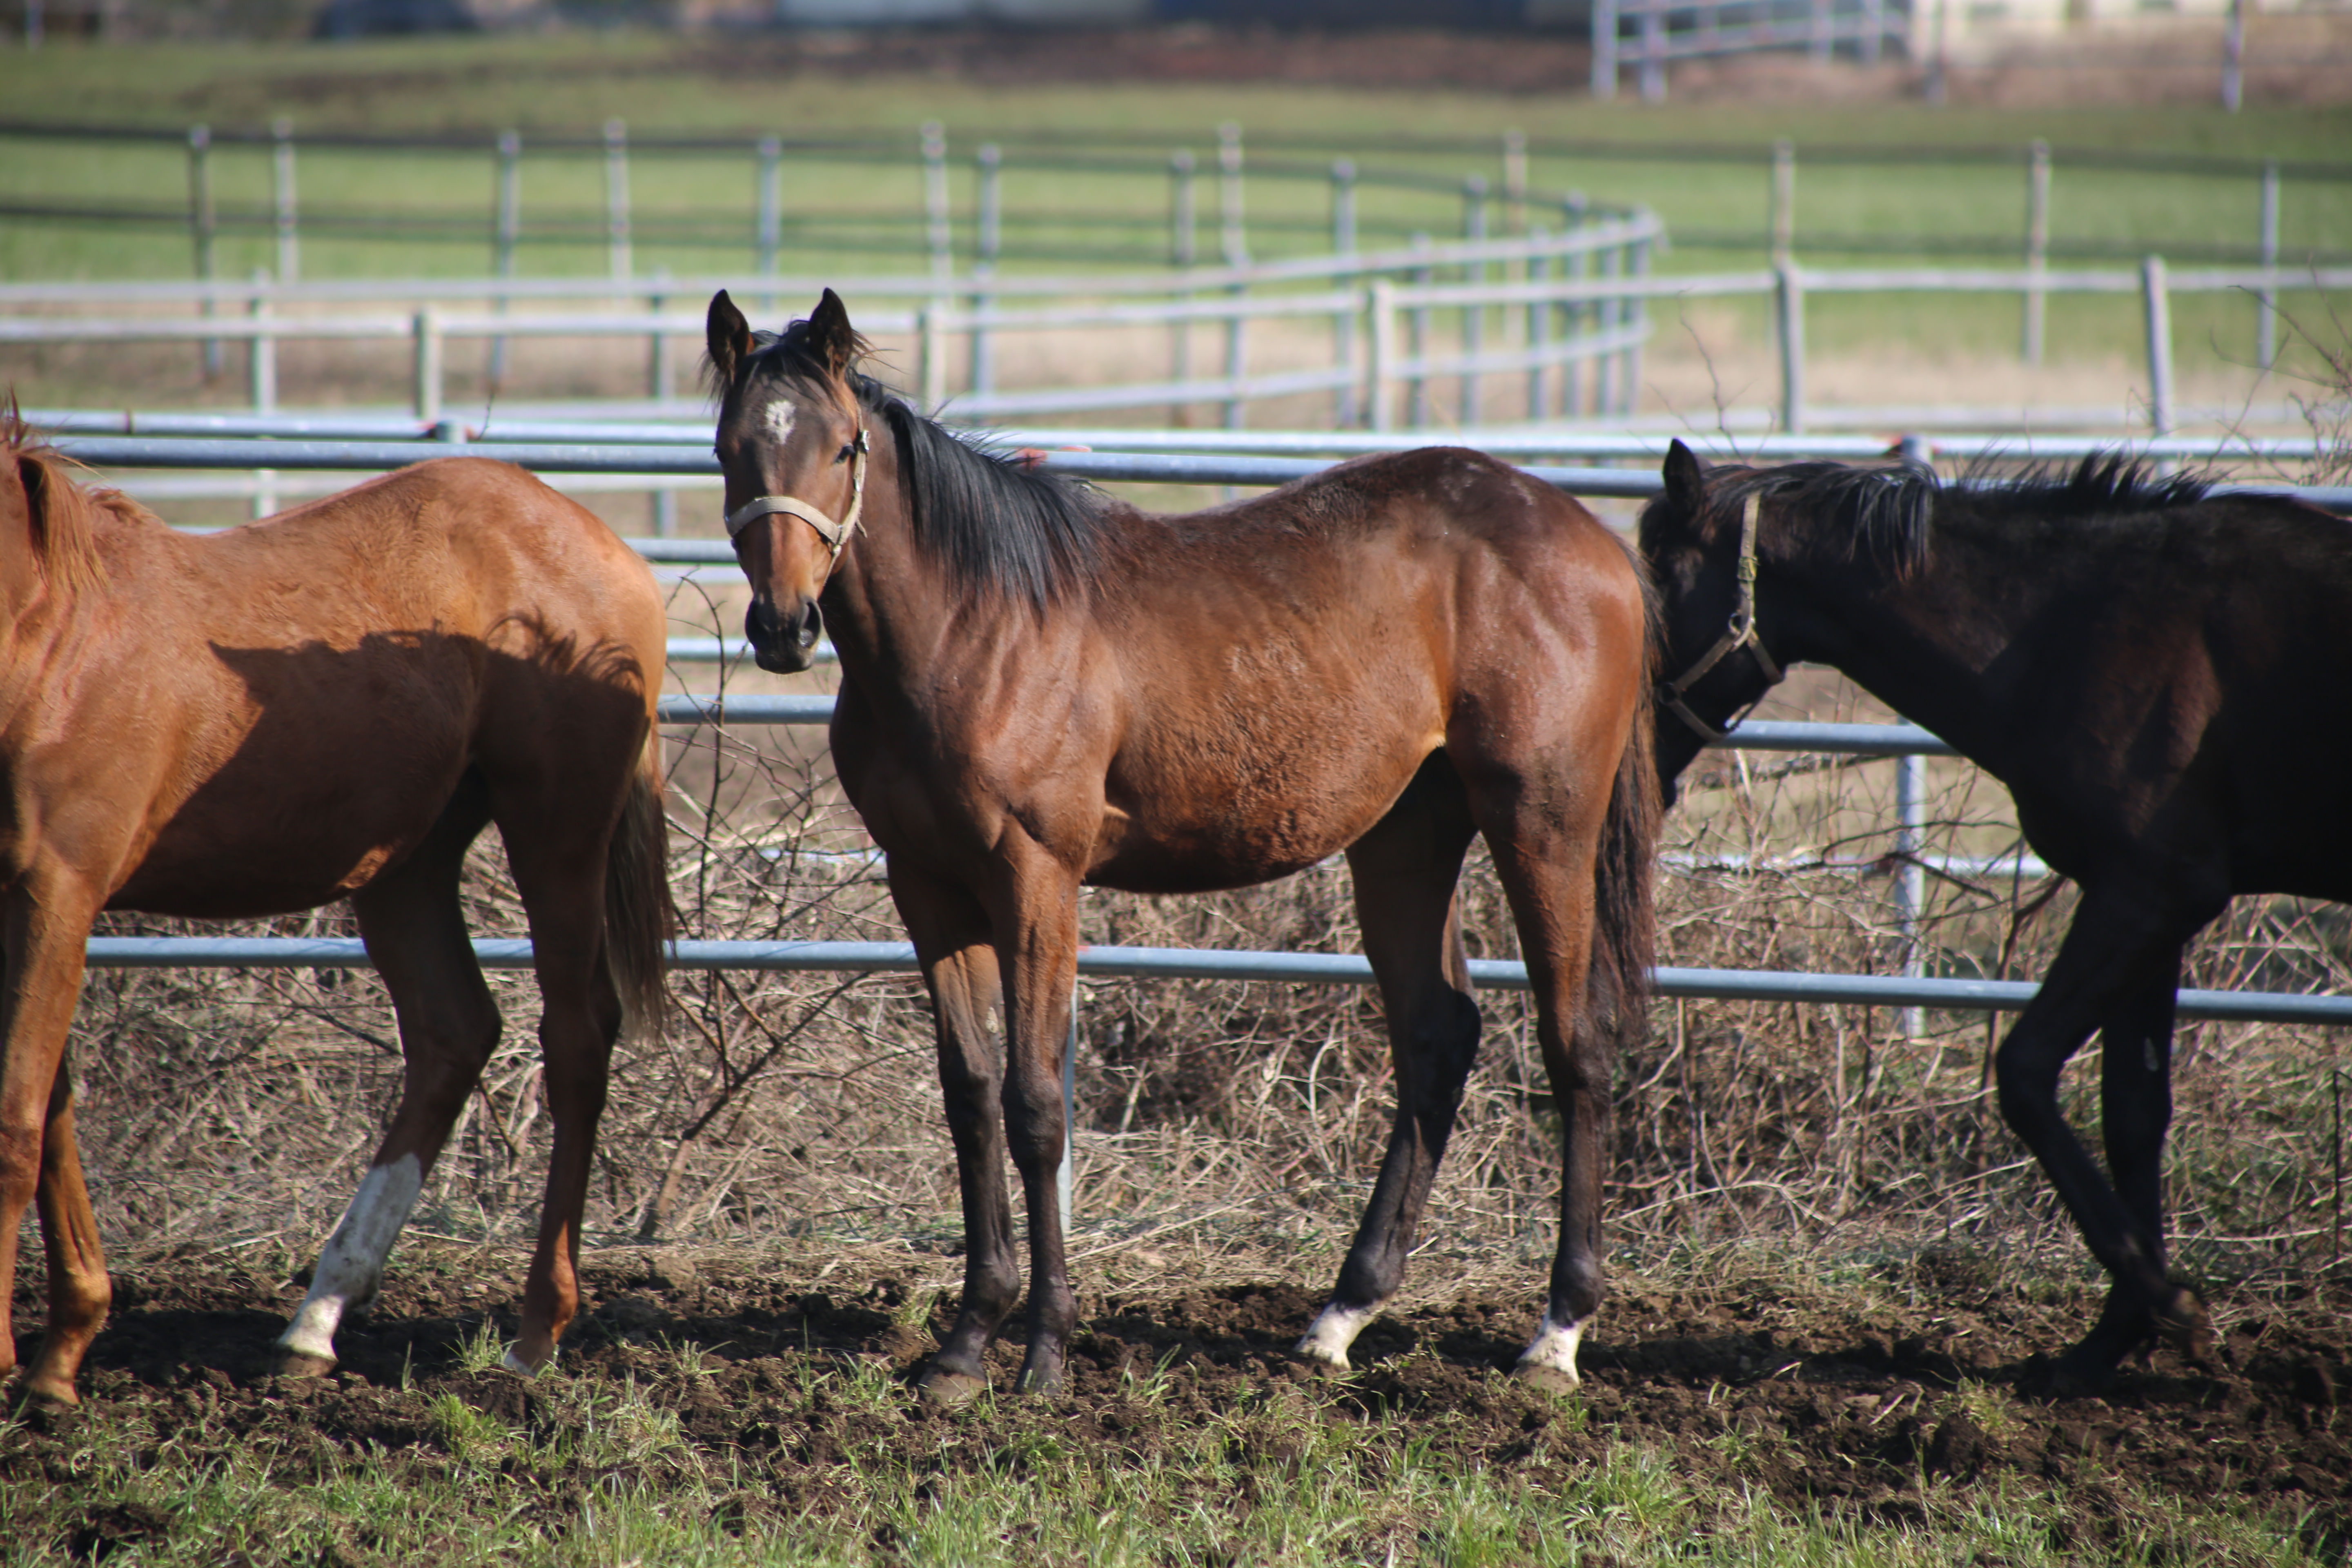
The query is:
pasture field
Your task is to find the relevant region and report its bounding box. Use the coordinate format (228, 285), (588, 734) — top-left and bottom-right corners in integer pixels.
(1, 33), (2350, 394)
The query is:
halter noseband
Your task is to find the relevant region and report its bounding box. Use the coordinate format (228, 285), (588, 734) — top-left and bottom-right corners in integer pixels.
(724, 425), (869, 560)
(1657, 492), (1786, 744)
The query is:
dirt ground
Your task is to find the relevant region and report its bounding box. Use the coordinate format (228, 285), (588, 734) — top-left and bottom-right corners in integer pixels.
(9, 1237), (2349, 1544)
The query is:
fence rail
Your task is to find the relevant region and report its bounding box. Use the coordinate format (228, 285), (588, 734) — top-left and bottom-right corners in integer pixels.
(14, 250), (2345, 439)
(73, 937), (2352, 1027)
(36, 425), (2352, 1031)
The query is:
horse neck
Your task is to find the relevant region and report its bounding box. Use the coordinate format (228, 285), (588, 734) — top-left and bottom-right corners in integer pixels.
(1773, 519), (2052, 774)
(819, 435), (972, 685)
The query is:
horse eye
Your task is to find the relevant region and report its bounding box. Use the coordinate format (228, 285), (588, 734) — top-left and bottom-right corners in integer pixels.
(835, 443), (854, 463)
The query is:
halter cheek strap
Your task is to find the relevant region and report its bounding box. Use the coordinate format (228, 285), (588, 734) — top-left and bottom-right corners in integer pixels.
(1657, 492), (1786, 744)
(724, 426), (869, 559)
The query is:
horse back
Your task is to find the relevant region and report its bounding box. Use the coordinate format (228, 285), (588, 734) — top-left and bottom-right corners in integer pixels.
(4, 458), (662, 917)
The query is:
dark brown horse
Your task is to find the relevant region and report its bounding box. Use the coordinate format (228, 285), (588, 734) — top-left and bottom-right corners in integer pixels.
(1642, 438), (2351, 1390)
(706, 288), (1658, 1398)
(0, 421), (668, 1406)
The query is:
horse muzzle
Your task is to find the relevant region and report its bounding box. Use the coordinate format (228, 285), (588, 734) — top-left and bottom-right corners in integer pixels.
(746, 596), (823, 674)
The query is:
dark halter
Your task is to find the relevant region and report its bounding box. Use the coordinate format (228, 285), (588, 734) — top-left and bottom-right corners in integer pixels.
(1657, 492), (1786, 743)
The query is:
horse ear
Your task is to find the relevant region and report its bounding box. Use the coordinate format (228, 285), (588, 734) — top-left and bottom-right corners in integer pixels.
(1661, 439), (1708, 516)
(706, 290), (754, 386)
(807, 288), (860, 380)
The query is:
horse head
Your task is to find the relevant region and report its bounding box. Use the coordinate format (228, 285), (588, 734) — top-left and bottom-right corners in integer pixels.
(706, 287), (873, 674)
(1638, 439), (1787, 801)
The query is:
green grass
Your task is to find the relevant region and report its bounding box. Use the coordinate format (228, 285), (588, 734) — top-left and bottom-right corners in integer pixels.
(4, 1352), (2335, 1567)
(1, 32), (2348, 287)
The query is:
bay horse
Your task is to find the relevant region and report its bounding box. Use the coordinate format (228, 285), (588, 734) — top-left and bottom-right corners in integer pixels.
(1642, 437), (2351, 1391)
(0, 419), (668, 1406)
(706, 288), (1659, 1398)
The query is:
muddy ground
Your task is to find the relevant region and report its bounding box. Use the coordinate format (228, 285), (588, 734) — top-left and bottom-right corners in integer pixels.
(8, 1238), (2348, 1550)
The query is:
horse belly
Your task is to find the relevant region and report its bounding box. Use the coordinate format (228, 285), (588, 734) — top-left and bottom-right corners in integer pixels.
(1090, 732), (1434, 894)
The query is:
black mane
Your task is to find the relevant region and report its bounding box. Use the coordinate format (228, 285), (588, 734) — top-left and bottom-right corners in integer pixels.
(726, 320), (1109, 610)
(1700, 452), (2214, 579)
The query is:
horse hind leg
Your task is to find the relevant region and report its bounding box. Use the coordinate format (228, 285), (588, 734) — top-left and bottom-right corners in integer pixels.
(277, 792), (499, 1377)
(1297, 757), (1480, 1372)
(22, 1046), (110, 1408)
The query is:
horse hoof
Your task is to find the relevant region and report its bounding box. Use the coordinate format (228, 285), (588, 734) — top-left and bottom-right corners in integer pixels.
(918, 1367), (987, 1406)
(272, 1348), (338, 1381)
(2158, 1287), (2214, 1361)
(14, 1375), (80, 1412)
(499, 1347), (548, 1378)
(1015, 1363), (1065, 1397)
(1512, 1361), (1581, 1398)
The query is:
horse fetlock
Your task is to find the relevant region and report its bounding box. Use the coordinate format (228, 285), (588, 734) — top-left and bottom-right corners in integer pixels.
(917, 1363), (988, 1406)
(1295, 1301), (1376, 1370)
(2158, 1285), (2214, 1361)
(501, 1343), (552, 1377)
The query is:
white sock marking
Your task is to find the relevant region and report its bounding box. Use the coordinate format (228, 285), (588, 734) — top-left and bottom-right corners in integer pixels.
(1516, 1315), (1586, 1385)
(500, 1346), (549, 1377)
(1295, 1302), (1377, 1369)
(277, 1154), (423, 1364)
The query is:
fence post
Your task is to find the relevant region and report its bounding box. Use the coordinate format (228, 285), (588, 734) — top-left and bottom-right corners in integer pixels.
(1218, 122), (1246, 267)
(1563, 194), (1588, 418)
(250, 269), (276, 521)
(1460, 175), (1488, 426)
(1527, 233), (1550, 421)
(1895, 752), (1927, 1040)
(188, 125), (220, 380)
(1368, 280), (1396, 433)
(1809, 0), (1833, 62)
(2142, 254), (2173, 439)
(648, 267), (673, 408)
(972, 143), (1001, 400)
(922, 120), (951, 281)
(1776, 260), (1806, 434)
(1592, 0), (1618, 99)
(1169, 149), (1197, 427)
(755, 134), (782, 278)
(1408, 232), (1433, 429)
(1624, 231), (1651, 418)
(1861, 0), (1884, 66)
(1769, 139), (1795, 266)
(1598, 239), (1624, 415)
(1331, 159), (1358, 428)
(2022, 139), (2050, 365)
(919, 302), (948, 414)
(248, 270), (276, 416)
(2258, 159), (2280, 371)
(1502, 129), (1527, 234)
(1640, 1), (1668, 102)
(1224, 282), (1248, 431)
(490, 129), (521, 392)
(604, 118), (632, 284)
(412, 306), (443, 425)
(2222, 0), (2245, 112)
(272, 116), (299, 283)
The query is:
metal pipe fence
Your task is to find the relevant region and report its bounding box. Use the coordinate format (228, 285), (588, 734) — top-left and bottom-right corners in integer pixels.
(42, 428), (2352, 1026)
(13, 252), (2344, 439)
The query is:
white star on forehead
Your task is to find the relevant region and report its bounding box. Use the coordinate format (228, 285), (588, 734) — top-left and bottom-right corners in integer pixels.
(764, 401), (796, 444)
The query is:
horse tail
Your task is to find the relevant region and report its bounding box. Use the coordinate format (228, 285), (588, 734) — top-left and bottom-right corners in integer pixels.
(604, 723), (672, 1040)
(1583, 548), (1663, 1054)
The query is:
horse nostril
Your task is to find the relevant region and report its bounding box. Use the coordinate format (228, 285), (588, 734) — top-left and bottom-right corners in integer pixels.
(795, 603), (823, 651)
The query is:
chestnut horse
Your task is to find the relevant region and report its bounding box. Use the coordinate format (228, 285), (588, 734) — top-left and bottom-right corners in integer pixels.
(706, 289), (1659, 1398)
(1642, 438), (2351, 1391)
(0, 422), (668, 1406)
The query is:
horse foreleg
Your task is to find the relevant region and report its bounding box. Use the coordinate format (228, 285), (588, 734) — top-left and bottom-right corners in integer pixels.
(25, 1047), (110, 1406)
(1299, 764), (1480, 1372)
(2069, 940), (2212, 1378)
(892, 861), (1020, 1404)
(279, 811), (498, 1377)
(1992, 893), (2212, 1390)
(993, 859), (1083, 1396)
(0, 880), (103, 1407)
